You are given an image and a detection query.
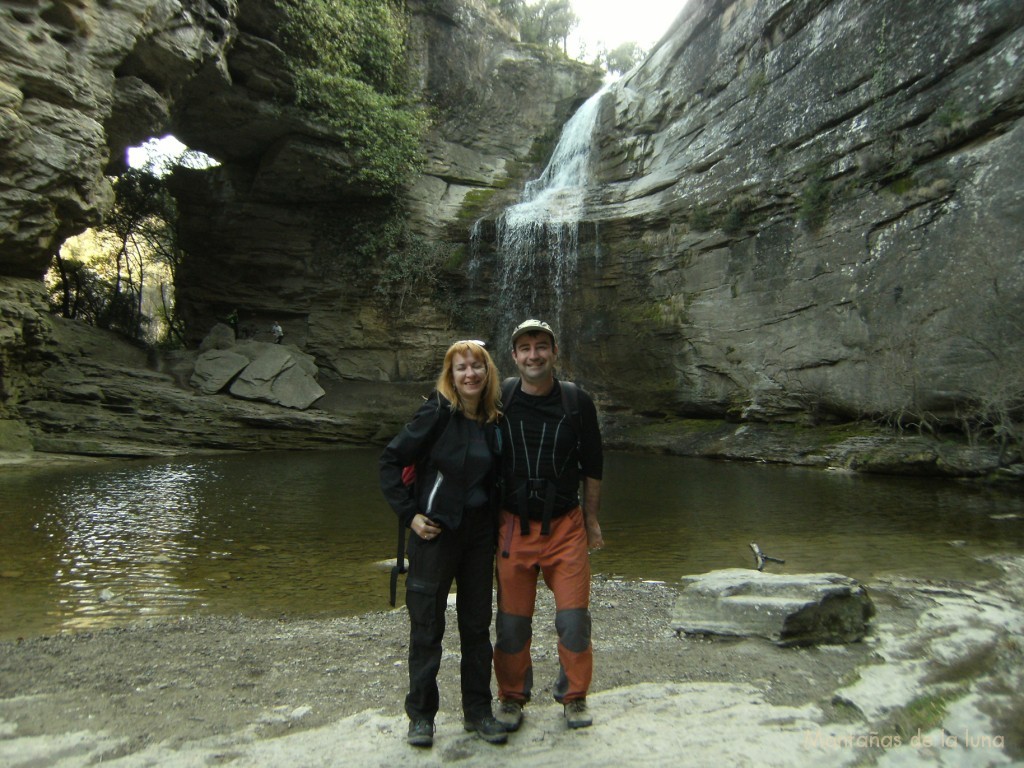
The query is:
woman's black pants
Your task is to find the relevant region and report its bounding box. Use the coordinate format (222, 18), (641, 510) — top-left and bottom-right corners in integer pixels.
(404, 509), (495, 722)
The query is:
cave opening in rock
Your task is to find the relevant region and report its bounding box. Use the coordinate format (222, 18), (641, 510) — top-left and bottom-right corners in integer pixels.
(45, 136), (218, 349)
(126, 135), (218, 178)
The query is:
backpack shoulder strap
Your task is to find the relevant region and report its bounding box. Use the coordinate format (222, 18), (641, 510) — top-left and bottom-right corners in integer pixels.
(390, 520), (406, 606)
(501, 377), (518, 412)
(559, 380), (583, 435)
(431, 391), (453, 432)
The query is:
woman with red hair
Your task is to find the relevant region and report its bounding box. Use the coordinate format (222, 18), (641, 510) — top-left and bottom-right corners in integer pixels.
(379, 339), (507, 748)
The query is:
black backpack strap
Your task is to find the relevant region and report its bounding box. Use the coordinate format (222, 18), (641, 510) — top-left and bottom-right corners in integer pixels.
(389, 523), (407, 607)
(513, 478), (558, 536)
(559, 380), (582, 435)
(501, 377), (518, 411)
(516, 481), (531, 536)
(539, 480), (557, 535)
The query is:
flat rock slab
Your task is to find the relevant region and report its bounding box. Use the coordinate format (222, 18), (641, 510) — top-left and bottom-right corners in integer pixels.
(672, 569), (875, 646)
(190, 349), (249, 394)
(228, 347), (325, 410)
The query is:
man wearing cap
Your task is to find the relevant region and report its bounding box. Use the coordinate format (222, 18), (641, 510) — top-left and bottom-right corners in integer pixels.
(493, 319), (604, 732)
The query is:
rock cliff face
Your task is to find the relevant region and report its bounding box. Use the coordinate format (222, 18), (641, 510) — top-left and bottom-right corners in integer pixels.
(0, 0), (1021, 474)
(167, 0), (599, 383)
(0, 0), (234, 278)
(474, 0), (1023, 444)
(0, 0), (600, 456)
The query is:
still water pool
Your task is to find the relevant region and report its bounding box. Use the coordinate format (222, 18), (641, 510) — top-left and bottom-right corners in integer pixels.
(1, 449), (1022, 640)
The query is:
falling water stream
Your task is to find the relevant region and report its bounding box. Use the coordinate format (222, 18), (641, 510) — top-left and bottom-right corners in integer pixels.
(489, 84), (611, 335)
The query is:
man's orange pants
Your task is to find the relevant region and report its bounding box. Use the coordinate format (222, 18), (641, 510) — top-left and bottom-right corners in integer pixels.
(493, 506), (592, 704)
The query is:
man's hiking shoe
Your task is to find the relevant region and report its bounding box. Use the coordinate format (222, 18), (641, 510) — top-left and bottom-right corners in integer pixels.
(407, 719), (434, 747)
(495, 700), (524, 732)
(564, 699), (593, 729)
(464, 715), (509, 744)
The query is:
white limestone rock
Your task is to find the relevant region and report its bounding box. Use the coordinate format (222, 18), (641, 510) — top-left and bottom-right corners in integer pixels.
(672, 569), (875, 646)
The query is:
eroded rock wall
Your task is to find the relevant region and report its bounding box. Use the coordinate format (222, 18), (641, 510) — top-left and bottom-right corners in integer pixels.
(0, 0), (235, 445)
(1, 0), (1020, 470)
(0, 0), (234, 278)
(0, 0), (600, 455)
(475, 0), (1024, 435)
(166, 0), (600, 383)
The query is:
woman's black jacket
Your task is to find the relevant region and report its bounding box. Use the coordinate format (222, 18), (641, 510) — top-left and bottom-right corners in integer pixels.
(379, 392), (502, 531)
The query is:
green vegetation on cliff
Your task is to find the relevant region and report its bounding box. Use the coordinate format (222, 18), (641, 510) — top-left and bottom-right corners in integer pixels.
(276, 0), (427, 191)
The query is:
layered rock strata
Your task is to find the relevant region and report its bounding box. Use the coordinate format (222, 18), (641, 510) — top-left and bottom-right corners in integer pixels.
(0, 0), (599, 456)
(473, 0), (1024, 442)
(0, 0), (1021, 474)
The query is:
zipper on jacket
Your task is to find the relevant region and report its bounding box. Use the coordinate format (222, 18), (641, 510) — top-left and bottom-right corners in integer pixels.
(425, 471), (444, 517)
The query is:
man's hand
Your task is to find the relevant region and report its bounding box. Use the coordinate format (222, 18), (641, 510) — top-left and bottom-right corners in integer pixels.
(581, 476), (603, 551)
(585, 516), (604, 551)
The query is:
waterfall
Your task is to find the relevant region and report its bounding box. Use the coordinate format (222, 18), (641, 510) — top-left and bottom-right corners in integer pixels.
(491, 84), (611, 340)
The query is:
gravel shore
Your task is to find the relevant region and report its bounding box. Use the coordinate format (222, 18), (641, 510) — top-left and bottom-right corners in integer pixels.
(2, 569), (1022, 767)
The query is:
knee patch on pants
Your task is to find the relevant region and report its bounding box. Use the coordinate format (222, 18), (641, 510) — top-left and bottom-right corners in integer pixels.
(495, 611), (531, 655)
(555, 608), (591, 653)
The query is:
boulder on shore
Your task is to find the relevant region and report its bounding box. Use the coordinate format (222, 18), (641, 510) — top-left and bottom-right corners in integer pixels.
(671, 569), (875, 647)
(227, 342), (325, 410)
(190, 349), (249, 394)
(188, 329), (326, 410)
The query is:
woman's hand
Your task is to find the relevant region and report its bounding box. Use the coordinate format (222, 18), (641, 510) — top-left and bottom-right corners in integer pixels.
(412, 513), (442, 541)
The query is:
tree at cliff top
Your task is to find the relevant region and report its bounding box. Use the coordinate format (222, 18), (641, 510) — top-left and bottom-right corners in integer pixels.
(275, 0), (428, 192)
(596, 41), (645, 75)
(492, 2), (633, 76)
(493, 0), (579, 54)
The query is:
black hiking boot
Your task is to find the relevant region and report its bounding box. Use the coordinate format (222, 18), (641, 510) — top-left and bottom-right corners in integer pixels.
(407, 719), (434, 747)
(463, 715), (509, 744)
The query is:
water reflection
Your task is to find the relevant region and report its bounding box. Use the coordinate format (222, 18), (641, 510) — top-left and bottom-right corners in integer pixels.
(1, 449), (1022, 640)
(49, 463), (209, 629)
(597, 455), (1024, 583)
